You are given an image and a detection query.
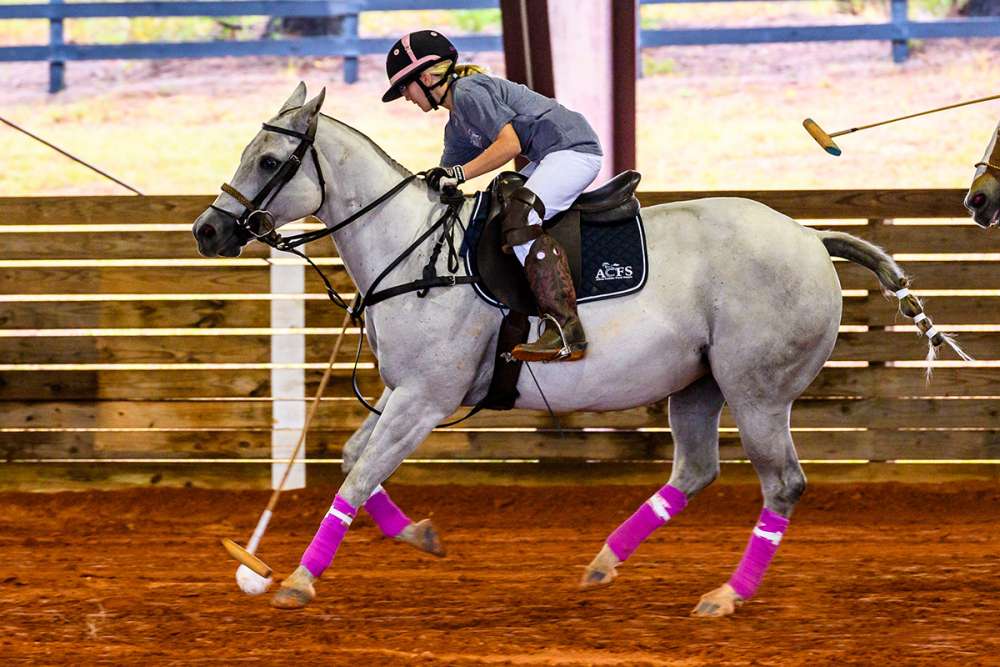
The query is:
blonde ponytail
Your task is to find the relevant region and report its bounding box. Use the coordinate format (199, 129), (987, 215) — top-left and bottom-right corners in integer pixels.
(425, 61), (487, 79)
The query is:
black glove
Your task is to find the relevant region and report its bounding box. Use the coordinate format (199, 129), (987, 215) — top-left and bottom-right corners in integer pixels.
(424, 165), (466, 191)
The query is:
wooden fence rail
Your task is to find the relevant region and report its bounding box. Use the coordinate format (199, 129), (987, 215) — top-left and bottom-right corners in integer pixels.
(1, 189), (998, 488)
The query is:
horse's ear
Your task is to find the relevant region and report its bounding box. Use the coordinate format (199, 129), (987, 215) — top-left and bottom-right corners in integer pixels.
(303, 88), (326, 117)
(291, 88), (326, 130)
(279, 82), (308, 115)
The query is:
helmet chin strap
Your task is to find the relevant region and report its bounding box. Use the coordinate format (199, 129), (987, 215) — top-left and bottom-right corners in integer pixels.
(417, 61), (456, 110)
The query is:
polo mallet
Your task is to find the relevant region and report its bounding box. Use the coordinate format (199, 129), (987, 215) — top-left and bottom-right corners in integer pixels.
(804, 92), (1000, 156)
(221, 307), (354, 594)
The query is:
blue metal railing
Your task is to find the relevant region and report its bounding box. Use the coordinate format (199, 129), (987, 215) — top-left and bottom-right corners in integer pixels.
(0, 0), (501, 92)
(639, 0), (1000, 64)
(4, 0), (1000, 94)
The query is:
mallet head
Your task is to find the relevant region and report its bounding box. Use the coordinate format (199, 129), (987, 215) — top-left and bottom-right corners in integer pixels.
(221, 537), (273, 578)
(803, 118), (842, 156)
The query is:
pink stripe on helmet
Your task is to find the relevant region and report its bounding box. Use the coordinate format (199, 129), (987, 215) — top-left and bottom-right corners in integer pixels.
(401, 33), (417, 63)
(389, 55), (440, 85)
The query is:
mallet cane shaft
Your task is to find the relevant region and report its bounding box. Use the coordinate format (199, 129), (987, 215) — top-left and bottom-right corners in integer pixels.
(222, 306), (356, 578)
(805, 92), (1000, 156)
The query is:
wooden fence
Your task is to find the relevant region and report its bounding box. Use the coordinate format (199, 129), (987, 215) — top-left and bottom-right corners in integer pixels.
(1, 190), (998, 488)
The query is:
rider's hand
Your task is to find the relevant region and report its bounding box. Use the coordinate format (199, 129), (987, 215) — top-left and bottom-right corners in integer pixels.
(424, 165), (466, 192)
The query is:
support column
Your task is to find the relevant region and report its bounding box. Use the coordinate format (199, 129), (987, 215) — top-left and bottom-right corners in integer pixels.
(271, 246), (306, 490)
(501, 0), (637, 181)
(49, 0), (65, 94)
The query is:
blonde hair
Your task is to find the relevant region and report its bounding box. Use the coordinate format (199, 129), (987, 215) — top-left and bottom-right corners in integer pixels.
(425, 61), (487, 79)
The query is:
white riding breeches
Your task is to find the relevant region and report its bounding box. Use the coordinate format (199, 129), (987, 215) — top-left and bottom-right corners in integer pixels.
(513, 150), (603, 265)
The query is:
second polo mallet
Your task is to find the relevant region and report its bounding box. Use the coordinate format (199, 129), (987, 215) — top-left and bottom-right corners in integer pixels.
(804, 92), (1000, 156)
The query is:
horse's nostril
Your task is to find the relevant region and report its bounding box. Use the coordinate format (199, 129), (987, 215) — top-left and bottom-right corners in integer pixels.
(970, 193), (988, 210)
(198, 224), (217, 240)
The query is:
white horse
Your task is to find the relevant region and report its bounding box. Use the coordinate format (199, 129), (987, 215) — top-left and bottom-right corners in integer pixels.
(193, 84), (965, 617)
(966, 119), (1000, 227)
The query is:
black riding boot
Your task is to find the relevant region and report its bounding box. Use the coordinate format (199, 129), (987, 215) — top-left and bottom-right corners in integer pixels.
(511, 233), (588, 362)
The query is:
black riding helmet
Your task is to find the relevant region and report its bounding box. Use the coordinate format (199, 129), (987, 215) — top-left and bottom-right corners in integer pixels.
(382, 30), (458, 109)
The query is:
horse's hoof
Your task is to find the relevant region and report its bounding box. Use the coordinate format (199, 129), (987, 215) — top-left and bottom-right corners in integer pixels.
(270, 566), (316, 610)
(270, 582), (314, 610)
(691, 583), (743, 618)
(396, 518), (446, 557)
(579, 564), (618, 590)
(579, 544), (620, 591)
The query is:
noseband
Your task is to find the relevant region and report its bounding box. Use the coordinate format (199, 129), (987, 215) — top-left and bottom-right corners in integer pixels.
(975, 128), (1000, 176)
(210, 112), (326, 243)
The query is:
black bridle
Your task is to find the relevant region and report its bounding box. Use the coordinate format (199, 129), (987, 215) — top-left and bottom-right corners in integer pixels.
(210, 113), (327, 245)
(209, 111), (483, 423)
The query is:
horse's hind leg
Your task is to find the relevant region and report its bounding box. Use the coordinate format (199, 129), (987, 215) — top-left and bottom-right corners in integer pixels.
(343, 388), (445, 557)
(691, 399), (804, 618)
(581, 374), (725, 589)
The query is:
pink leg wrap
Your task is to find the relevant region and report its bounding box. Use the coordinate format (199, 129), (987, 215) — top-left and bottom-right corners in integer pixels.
(728, 507), (790, 599)
(300, 494), (357, 578)
(606, 484), (688, 561)
(363, 485), (411, 538)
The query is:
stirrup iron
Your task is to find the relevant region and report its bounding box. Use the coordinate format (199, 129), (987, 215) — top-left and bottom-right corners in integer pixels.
(541, 314), (573, 361)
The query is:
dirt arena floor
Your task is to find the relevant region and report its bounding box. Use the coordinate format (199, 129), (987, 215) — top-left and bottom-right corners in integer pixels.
(2, 482), (999, 665)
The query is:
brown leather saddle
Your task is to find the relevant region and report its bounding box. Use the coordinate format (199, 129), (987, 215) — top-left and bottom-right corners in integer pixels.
(474, 170), (642, 316)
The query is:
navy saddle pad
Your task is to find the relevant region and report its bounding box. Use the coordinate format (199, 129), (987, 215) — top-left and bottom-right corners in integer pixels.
(462, 190), (649, 315)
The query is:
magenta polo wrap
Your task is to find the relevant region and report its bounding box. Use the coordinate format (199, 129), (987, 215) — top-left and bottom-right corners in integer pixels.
(364, 486), (412, 538)
(300, 495), (357, 578)
(728, 507), (790, 599)
(606, 484), (688, 561)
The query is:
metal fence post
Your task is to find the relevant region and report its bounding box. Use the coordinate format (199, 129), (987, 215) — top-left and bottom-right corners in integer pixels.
(891, 0), (909, 64)
(635, 0), (643, 79)
(343, 9), (359, 84)
(49, 0), (65, 93)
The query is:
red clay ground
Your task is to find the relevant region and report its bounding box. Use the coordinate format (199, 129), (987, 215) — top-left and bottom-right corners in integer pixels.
(2, 482), (999, 665)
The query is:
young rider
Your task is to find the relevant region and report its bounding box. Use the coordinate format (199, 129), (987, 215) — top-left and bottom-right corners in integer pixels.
(382, 30), (603, 362)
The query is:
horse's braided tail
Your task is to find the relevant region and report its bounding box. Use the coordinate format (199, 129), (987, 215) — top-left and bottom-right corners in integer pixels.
(817, 230), (973, 378)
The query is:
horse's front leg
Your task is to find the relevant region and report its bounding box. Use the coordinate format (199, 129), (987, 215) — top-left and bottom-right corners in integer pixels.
(343, 388), (445, 557)
(272, 387), (453, 609)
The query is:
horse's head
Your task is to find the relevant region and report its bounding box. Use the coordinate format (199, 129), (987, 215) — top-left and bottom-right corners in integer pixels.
(965, 121), (1000, 229)
(193, 82), (328, 256)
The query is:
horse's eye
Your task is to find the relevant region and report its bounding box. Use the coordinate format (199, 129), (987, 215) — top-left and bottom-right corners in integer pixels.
(259, 155), (280, 171)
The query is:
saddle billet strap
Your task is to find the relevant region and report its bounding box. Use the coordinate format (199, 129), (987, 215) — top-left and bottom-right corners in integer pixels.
(503, 224), (543, 251)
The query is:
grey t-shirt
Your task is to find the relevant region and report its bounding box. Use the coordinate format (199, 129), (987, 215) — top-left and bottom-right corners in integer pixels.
(440, 74), (602, 167)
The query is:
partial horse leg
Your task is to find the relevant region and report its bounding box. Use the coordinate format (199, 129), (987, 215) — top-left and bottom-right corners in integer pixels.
(272, 387), (452, 609)
(692, 400), (804, 618)
(342, 388), (445, 557)
(581, 374), (725, 589)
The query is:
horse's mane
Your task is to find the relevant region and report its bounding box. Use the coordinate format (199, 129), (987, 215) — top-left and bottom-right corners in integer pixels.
(273, 104), (415, 180)
(320, 113), (414, 180)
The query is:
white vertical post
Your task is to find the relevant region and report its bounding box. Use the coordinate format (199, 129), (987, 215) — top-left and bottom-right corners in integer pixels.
(270, 246), (306, 490)
(547, 0), (615, 184)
